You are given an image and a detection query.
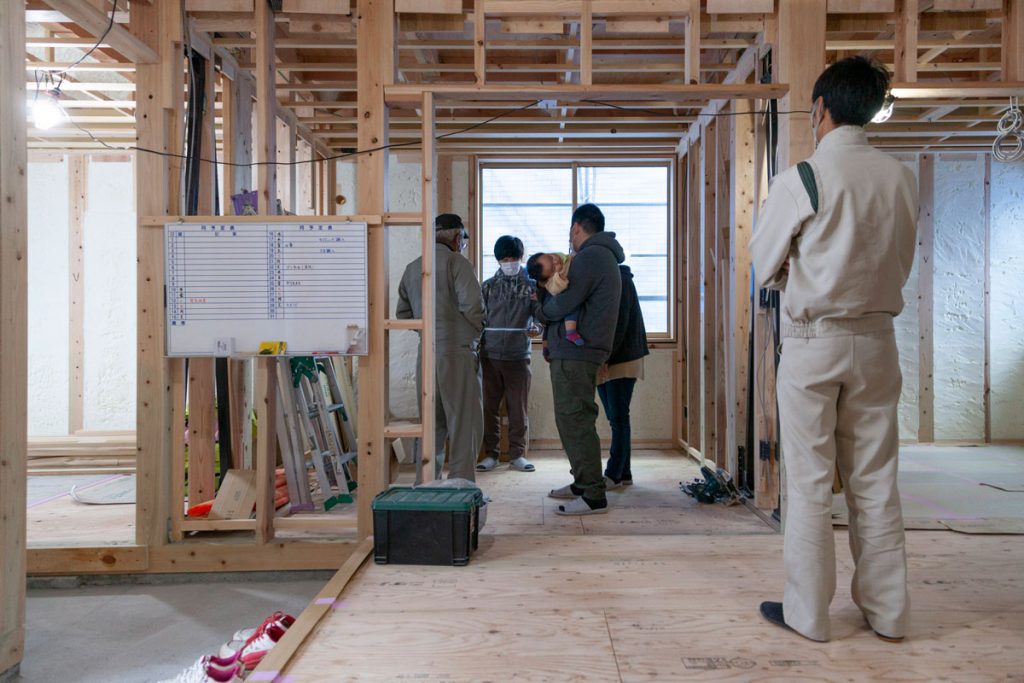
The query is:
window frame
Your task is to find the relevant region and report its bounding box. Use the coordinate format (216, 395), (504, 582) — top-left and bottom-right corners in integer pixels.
(475, 157), (677, 342)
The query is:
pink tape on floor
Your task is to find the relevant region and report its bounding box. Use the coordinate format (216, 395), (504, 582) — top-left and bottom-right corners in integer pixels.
(249, 672), (278, 681)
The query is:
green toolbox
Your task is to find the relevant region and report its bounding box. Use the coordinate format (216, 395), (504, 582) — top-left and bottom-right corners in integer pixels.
(371, 486), (485, 566)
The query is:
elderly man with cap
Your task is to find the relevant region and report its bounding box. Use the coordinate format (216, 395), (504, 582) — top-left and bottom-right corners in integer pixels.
(396, 214), (485, 481)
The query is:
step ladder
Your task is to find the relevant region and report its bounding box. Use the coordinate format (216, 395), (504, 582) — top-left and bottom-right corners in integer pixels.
(279, 357), (357, 511)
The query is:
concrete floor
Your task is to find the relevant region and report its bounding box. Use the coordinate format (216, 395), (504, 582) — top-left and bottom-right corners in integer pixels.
(16, 574), (330, 683)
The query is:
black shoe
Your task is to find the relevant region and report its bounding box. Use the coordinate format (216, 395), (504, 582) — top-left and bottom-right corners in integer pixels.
(759, 601), (792, 633)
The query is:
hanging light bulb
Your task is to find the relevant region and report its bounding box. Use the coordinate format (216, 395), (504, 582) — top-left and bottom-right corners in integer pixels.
(872, 92), (895, 124)
(31, 88), (65, 131)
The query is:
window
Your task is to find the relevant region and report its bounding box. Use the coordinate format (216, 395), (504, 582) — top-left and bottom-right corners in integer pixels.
(479, 162), (673, 336)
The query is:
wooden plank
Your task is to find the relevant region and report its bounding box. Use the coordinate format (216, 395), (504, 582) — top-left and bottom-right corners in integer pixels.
(918, 153), (935, 443)
(827, 0), (894, 10)
(0, 0), (27, 672)
(701, 118), (717, 465)
(396, 0), (460, 11)
(895, 0), (919, 83)
(707, 0), (773, 11)
(983, 153), (991, 443)
(730, 99), (755, 478)
(604, 18), (671, 32)
(68, 155), (87, 433)
(684, 0), (700, 84)
(250, 539), (373, 679)
(501, 18), (565, 33)
(186, 0), (254, 9)
(420, 92), (437, 484)
(685, 140), (701, 449)
(1004, 0), (1024, 81)
(132, 0), (173, 550)
(356, 0), (394, 539)
(187, 360), (217, 506)
(169, 359), (187, 542)
(474, 0), (486, 84)
(934, 0), (1001, 9)
(580, 1), (593, 86)
(43, 0), (159, 63)
(282, 0), (352, 13)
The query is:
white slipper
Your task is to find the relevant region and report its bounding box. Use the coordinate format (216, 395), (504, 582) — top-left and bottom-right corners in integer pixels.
(604, 476), (625, 491)
(555, 497), (608, 516)
(476, 456), (499, 472)
(548, 484), (579, 499)
(509, 457), (535, 472)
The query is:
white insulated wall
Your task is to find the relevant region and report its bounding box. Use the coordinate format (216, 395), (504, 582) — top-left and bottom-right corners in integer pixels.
(990, 161), (1024, 440)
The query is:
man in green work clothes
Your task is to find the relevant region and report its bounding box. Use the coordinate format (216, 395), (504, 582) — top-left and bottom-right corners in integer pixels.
(396, 214), (485, 482)
(540, 204), (624, 515)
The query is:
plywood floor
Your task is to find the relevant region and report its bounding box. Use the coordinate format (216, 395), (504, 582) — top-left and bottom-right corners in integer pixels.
(273, 450), (1024, 682)
(27, 474), (135, 547)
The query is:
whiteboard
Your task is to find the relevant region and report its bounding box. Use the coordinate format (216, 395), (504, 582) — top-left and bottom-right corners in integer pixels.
(164, 221), (368, 356)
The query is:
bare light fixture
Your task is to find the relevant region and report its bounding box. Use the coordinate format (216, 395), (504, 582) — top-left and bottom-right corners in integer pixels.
(31, 88), (64, 131)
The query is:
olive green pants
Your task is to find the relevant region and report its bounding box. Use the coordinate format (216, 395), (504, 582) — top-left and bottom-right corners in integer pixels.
(549, 359), (606, 502)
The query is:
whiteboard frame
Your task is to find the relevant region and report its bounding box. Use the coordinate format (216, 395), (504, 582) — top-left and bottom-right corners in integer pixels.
(162, 217), (371, 357)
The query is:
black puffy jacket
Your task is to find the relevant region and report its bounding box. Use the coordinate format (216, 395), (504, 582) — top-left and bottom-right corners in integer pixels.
(607, 265), (649, 366)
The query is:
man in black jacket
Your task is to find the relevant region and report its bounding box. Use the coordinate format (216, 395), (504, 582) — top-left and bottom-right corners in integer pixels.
(599, 264), (650, 489)
(541, 204), (624, 515)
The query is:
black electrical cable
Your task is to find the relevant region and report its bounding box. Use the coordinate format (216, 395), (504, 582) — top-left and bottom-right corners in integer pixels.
(54, 0), (119, 79)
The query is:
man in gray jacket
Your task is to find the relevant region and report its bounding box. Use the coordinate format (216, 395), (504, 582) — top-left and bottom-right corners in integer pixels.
(478, 236), (543, 474)
(396, 214), (485, 481)
(541, 204), (624, 515)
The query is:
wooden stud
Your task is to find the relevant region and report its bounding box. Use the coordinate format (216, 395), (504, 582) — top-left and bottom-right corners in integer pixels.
(132, 0), (174, 549)
(169, 359), (187, 542)
(580, 0), (593, 86)
(918, 153), (935, 443)
(684, 0), (700, 84)
(983, 153), (991, 443)
(701, 118), (717, 465)
(776, 0), (826, 171)
(685, 140), (701, 450)
(355, 0), (394, 539)
(327, 158), (338, 216)
(437, 155), (453, 214)
(256, 0), (277, 215)
(729, 99), (755, 478)
(714, 114), (730, 469)
(187, 360), (217, 506)
(474, 0), (487, 84)
(895, 0), (919, 83)
(0, 0), (27, 673)
(254, 359), (278, 544)
(68, 155), (87, 434)
(222, 74), (237, 208)
(420, 91), (437, 484)
(1004, 0), (1024, 81)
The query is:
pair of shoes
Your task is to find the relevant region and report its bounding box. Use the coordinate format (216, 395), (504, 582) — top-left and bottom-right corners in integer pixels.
(219, 611), (294, 659)
(509, 457), (535, 472)
(158, 655), (242, 683)
(604, 476), (624, 491)
(621, 478), (633, 486)
(555, 497), (608, 516)
(548, 483), (582, 499)
(475, 456), (499, 472)
(220, 612), (294, 669)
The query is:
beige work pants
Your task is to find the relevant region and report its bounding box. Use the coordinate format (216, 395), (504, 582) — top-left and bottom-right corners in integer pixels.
(777, 318), (909, 642)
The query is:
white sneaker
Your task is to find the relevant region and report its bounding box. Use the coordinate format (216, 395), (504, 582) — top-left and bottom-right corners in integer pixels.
(158, 655), (242, 683)
(604, 476), (625, 491)
(219, 612), (295, 658)
(237, 622), (287, 670)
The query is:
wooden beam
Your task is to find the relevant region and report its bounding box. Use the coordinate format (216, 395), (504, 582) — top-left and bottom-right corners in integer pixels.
(68, 155), (87, 434)
(355, 0), (393, 539)
(41, 0), (160, 63)
(385, 82), (787, 104)
(474, 0), (486, 84)
(917, 153), (935, 442)
(1004, 0), (1024, 81)
(256, 0), (277, 215)
(684, 0), (700, 84)
(580, 1), (593, 86)
(777, 0), (826, 170)
(420, 91), (437, 484)
(0, 0), (27, 674)
(895, 0), (919, 83)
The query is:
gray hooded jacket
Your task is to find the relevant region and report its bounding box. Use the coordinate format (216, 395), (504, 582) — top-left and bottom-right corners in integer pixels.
(539, 231), (624, 365)
(480, 268), (542, 362)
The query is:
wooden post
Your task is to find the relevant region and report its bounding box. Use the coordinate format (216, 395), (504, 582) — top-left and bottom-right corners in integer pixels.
(474, 0), (486, 84)
(684, 0), (700, 84)
(917, 153), (935, 442)
(685, 139), (701, 449)
(132, 0), (175, 547)
(437, 155), (453, 214)
(729, 99), (756, 477)
(68, 154), (87, 433)
(701, 119), (718, 465)
(254, 0), (278, 543)
(356, 0), (394, 539)
(327, 158), (338, 216)
(715, 112), (731, 469)
(0, 0), (27, 674)
(673, 152), (686, 447)
(1003, 0), (1023, 81)
(895, 0), (919, 83)
(776, 0), (826, 171)
(222, 74), (237, 206)
(420, 92), (437, 484)
(580, 0), (593, 86)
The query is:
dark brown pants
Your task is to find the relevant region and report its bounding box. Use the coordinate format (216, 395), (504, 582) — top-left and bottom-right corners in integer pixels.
(481, 358), (531, 461)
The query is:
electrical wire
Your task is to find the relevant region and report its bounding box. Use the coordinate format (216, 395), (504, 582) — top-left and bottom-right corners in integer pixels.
(580, 98), (812, 119)
(55, 0), (119, 79)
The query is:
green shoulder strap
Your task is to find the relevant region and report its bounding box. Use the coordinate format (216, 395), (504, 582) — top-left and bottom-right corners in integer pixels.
(796, 160), (818, 214)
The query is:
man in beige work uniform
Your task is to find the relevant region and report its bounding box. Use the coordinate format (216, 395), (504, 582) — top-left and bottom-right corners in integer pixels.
(397, 214), (485, 481)
(750, 57), (918, 643)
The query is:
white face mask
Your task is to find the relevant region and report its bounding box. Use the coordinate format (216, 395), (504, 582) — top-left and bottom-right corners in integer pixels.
(499, 262), (521, 276)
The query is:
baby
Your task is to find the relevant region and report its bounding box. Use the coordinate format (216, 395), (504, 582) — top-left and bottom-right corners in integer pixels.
(526, 252), (584, 347)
